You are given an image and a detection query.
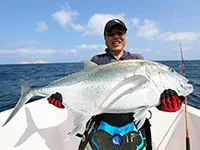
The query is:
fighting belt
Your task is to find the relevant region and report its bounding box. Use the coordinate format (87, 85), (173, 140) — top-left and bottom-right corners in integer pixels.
(89, 121), (145, 150)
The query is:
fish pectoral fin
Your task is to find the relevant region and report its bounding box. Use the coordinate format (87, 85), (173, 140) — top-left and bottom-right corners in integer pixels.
(133, 106), (150, 129)
(65, 109), (90, 141)
(99, 75), (149, 109)
(81, 60), (98, 70)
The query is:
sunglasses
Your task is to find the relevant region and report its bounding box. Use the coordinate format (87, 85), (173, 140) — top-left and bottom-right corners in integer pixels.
(106, 30), (126, 36)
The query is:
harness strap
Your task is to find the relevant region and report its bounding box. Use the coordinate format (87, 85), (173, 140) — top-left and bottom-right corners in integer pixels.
(90, 121), (145, 150)
(143, 119), (152, 150)
(78, 116), (153, 150)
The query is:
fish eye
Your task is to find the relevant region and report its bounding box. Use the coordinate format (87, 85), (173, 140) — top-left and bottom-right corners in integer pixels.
(169, 68), (175, 72)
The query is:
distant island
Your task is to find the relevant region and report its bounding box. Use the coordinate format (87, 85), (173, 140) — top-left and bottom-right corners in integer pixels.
(18, 60), (47, 64)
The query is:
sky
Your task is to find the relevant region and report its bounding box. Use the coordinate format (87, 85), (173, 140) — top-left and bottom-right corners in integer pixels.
(0, 0), (200, 64)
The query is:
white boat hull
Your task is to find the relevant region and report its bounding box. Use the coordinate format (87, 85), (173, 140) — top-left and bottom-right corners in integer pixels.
(0, 98), (200, 150)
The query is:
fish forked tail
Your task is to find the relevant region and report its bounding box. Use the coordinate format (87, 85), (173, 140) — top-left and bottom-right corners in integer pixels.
(2, 79), (34, 127)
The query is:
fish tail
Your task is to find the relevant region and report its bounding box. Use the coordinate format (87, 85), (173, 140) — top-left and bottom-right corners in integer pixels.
(20, 79), (32, 96)
(2, 79), (34, 127)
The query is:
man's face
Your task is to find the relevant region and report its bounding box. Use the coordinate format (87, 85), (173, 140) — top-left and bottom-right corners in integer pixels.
(104, 25), (126, 52)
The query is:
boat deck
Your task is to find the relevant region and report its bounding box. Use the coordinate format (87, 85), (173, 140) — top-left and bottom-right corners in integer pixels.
(0, 99), (200, 150)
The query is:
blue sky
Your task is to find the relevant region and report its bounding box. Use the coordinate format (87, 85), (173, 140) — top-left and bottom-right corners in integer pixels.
(0, 0), (200, 64)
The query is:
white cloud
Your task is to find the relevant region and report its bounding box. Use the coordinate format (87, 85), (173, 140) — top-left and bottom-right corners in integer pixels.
(131, 17), (140, 25)
(36, 21), (48, 32)
(159, 32), (199, 41)
(173, 45), (192, 51)
(67, 13), (127, 36)
(58, 49), (78, 55)
(52, 4), (78, 30)
(83, 13), (126, 36)
(77, 44), (105, 50)
(0, 50), (16, 54)
(16, 48), (57, 54)
(0, 48), (57, 55)
(133, 18), (159, 39)
(70, 23), (85, 31)
(67, 49), (78, 54)
(0, 45), (104, 56)
(52, 5), (127, 36)
(132, 18), (199, 42)
(51, 3), (199, 42)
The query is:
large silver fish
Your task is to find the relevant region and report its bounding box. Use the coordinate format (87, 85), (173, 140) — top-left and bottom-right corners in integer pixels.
(2, 60), (193, 139)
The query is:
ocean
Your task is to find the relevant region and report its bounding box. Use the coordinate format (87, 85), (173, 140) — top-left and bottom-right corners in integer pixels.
(0, 60), (199, 112)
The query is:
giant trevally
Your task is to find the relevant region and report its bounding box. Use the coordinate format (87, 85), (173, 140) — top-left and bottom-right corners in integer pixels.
(2, 60), (193, 139)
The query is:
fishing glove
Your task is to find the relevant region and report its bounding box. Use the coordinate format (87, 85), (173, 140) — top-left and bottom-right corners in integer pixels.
(156, 89), (185, 112)
(47, 92), (65, 109)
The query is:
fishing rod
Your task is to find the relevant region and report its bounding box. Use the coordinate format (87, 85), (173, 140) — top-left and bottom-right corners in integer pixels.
(179, 43), (190, 150)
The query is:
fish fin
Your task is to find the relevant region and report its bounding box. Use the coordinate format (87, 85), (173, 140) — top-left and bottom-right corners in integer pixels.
(20, 79), (31, 95)
(2, 79), (33, 127)
(64, 106), (90, 141)
(65, 113), (88, 141)
(81, 60), (98, 70)
(133, 106), (149, 120)
(134, 106), (150, 129)
(99, 75), (149, 110)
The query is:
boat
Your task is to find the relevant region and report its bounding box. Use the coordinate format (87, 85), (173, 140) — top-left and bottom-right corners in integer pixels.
(0, 98), (200, 150)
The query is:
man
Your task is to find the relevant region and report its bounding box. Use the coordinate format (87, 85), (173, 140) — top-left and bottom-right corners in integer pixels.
(48, 19), (185, 150)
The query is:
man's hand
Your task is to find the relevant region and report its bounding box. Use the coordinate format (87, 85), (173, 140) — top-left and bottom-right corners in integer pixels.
(156, 89), (185, 112)
(47, 92), (65, 109)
